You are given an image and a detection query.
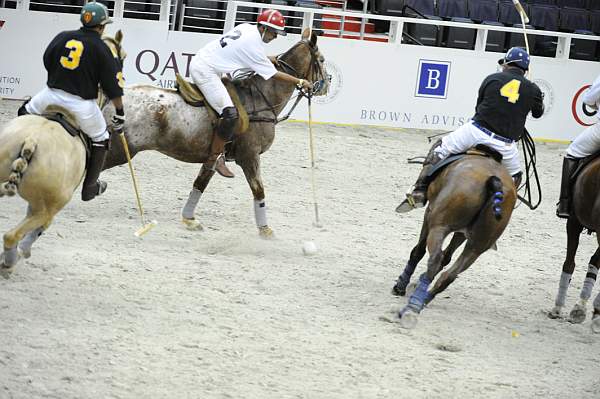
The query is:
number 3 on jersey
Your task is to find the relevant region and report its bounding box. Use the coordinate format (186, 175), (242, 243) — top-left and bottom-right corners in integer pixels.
(60, 40), (84, 70)
(500, 79), (521, 104)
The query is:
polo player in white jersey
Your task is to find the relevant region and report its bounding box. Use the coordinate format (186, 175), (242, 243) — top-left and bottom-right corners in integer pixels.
(189, 9), (313, 178)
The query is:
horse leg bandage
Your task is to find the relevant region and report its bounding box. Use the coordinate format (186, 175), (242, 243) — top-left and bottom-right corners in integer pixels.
(18, 227), (44, 257)
(555, 272), (572, 307)
(408, 273), (431, 312)
(254, 200), (268, 227)
(182, 188), (202, 219)
(580, 265), (598, 300)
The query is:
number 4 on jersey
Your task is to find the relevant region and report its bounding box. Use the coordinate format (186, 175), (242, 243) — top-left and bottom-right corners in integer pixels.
(500, 79), (521, 104)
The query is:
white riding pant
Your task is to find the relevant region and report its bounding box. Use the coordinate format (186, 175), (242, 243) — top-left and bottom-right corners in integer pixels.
(25, 87), (109, 142)
(189, 57), (233, 115)
(434, 121), (521, 176)
(566, 122), (600, 158)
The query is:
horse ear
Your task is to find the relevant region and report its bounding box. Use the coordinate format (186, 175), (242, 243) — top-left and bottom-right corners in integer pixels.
(301, 28), (311, 40)
(310, 31), (318, 47)
(115, 30), (123, 44)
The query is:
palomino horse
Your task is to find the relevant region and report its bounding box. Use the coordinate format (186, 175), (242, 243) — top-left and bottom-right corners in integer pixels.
(549, 156), (600, 333)
(392, 152), (517, 328)
(0, 31), (126, 270)
(100, 28), (328, 237)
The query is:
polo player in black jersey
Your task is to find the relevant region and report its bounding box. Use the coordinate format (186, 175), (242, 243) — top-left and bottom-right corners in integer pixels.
(18, 1), (125, 201)
(397, 47), (545, 213)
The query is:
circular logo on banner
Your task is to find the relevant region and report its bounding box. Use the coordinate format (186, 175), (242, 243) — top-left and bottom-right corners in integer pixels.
(530, 79), (554, 120)
(572, 85), (597, 127)
(312, 60), (343, 105)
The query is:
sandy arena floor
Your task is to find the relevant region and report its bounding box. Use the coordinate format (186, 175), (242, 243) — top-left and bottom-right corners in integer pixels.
(0, 98), (598, 399)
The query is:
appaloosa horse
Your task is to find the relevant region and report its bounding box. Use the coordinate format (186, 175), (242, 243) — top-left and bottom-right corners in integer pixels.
(101, 28), (328, 237)
(548, 156), (600, 333)
(392, 151), (517, 328)
(0, 32), (126, 270)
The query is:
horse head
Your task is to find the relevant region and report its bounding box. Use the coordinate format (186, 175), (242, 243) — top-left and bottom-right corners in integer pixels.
(102, 29), (127, 64)
(278, 28), (330, 97)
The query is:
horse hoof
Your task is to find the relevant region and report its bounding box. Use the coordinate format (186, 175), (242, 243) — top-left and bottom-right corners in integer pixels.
(547, 306), (563, 319)
(568, 304), (587, 324)
(591, 316), (600, 334)
(391, 277), (408, 296)
(181, 218), (203, 231)
(399, 309), (419, 329)
(0, 249), (20, 269)
(258, 226), (274, 239)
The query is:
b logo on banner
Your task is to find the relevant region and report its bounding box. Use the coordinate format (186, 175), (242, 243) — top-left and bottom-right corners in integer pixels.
(572, 85), (597, 127)
(415, 60), (451, 99)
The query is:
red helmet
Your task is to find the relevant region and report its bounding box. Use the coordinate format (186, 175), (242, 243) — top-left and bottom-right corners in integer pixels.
(257, 9), (287, 36)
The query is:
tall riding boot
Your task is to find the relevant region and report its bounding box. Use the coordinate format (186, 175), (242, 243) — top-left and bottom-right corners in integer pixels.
(81, 139), (109, 201)
(556, 156), (580, 219)
(205, 134), (234, 178)
(396, 142), (443, 213)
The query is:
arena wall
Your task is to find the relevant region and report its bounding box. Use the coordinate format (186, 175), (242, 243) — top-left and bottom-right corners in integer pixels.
(0, 8), (598, 141)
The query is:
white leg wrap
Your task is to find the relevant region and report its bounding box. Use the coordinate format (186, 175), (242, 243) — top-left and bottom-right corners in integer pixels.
(182, 189), (202, 219)
(581, 265), (598, 300)
(555, 272), (572, 307)
(254, 199), (267, 227)
(19, 227), (44, 253)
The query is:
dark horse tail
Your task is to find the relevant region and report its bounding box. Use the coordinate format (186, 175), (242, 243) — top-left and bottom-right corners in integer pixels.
(485, 176), (504, 221)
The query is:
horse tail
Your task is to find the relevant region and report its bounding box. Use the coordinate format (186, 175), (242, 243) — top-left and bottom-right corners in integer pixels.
(485, 176), (504, 221)
(0, 137), (37, 197)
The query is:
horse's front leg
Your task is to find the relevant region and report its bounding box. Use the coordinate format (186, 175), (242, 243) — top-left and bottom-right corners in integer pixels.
(569, 247), (600, 323)
(392, 208), (431, 296)
(181, 165), (216, 231)
(399, 226), (448, 328)
(549, 217), (584, 319)
(238, 155), (272, 238)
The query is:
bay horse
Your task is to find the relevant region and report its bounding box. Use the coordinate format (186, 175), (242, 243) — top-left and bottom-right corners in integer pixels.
(100, 28), (328, 238)
(0, 32), (126, 270)
(548, 156), (600, 333)
(392, 151), (517, 329)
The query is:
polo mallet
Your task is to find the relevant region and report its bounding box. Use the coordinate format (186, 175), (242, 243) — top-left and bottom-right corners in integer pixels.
(307, 91), (322, 228)
(118, 131), (157, 237)
(512, 0), (531, 75)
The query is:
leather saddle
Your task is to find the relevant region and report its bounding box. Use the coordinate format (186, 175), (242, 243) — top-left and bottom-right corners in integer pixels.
(425, 144), (503, 184)
(174, 73), (249, 135)
(571, 150), (600, 183)
(41, 105), (91, 160)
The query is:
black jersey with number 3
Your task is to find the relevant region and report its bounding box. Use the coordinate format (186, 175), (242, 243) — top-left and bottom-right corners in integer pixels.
(43, 27), (123, 100)
(472, 68), (544, 141)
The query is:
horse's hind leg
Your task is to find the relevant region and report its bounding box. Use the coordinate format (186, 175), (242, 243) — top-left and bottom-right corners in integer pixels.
(392, 209), (430, 296)
(569, 246), (600, 324)
(425, 243), (482, 305)
(2, 204), (52, 268)
(591, 291), (600, 333)
(399, 226), (449, 327)
(239, 155), (272, 238)
(441, 232), (466, 268)
(181, 165), (216, 231)
(549, 217), (584, 319)
(17, 205), (53, 259)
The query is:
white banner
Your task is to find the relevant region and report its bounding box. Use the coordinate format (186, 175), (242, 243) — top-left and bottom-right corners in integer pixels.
(1, 9), (598, 141)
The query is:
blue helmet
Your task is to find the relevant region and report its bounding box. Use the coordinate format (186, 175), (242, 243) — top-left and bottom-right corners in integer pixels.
(498, 47), (530, 71)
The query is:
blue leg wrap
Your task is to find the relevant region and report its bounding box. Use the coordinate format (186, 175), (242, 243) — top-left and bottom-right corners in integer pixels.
(397, 260), (417, 288)
(407, 273), (431, 313)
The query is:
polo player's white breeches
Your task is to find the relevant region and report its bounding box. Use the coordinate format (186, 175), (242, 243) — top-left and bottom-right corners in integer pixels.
(26, 87), (109, 142)
(567, 122), (600, 158)
(189, 57), (233, 115)
(434, 121), (521, 176)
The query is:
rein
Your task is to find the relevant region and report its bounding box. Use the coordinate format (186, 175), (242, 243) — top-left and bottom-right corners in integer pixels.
(243, 39), (326, 124)
(516, 128), (542, 210)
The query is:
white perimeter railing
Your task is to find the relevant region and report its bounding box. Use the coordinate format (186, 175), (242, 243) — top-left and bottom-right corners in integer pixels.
(3, 0), (600, 60)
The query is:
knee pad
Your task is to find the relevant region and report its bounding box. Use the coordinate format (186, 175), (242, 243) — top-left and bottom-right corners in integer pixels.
(216, 106), (239, 142)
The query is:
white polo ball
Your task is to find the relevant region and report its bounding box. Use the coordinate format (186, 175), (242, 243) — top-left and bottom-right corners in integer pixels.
(302, 241), (318, 256)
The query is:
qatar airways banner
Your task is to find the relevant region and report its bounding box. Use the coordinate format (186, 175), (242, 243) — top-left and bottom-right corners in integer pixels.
(1, 8), (598, 141)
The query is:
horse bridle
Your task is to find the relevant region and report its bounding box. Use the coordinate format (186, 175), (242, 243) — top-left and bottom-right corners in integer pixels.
(245, 39), (328, 124)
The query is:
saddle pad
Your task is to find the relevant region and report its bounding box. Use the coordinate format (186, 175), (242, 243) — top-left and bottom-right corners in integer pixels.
(425, 147), (501, 184)
(175, 73), (249, 134)
(572, 150), (600, 182)
(41, 106), (91, 160)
